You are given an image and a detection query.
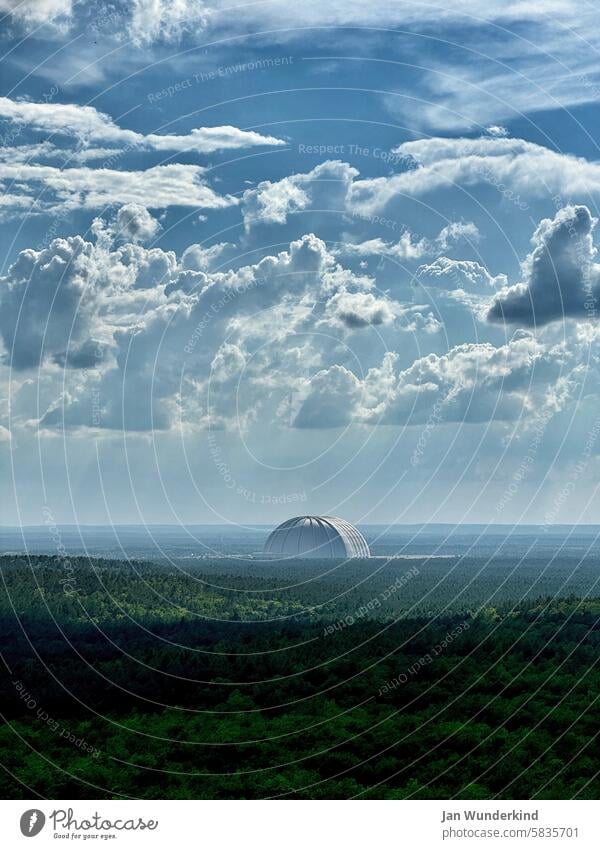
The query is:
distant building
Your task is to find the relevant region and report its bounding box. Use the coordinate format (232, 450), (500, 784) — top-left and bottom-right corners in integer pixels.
(263, 515), (370, 559)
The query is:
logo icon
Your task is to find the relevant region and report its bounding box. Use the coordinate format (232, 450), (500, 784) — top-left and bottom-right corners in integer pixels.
(20, 810), (45, 837)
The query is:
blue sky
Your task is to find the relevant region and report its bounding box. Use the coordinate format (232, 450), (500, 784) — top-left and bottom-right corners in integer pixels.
(2, 0), (600, 526)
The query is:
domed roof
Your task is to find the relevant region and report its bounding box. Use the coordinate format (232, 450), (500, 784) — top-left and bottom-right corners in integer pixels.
(263, 515), (370, 559)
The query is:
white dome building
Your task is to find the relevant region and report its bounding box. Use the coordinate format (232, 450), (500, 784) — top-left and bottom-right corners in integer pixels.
(263, 515), (370, 559)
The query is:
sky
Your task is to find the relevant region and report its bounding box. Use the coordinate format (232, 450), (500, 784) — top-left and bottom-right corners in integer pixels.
(2, 0), (600, 527)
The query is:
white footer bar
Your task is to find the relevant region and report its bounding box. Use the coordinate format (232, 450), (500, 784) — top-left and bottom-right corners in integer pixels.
(1, 799), (597, 848)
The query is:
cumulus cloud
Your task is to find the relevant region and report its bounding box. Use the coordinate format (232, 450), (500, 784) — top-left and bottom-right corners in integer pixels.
(323, 290), (398, 329)
(0, 97), (285, 153)
(240, 156), (483, 240)
(339, 222), (480, 263)
(0, 99), (281, 216)
(288, 352), (397, 428)
(416, 257), (506, 290)
(113, 204), (160, 243)
(379, 336), (574, 425)
(126, 233), (382, 429)
(290, 365), (362, 429)
(3, 230), (393, 431)
(242, 160), (358, 230)
(181, 242), (231, 272)
(116, 243), (177, 289)
(436, 222), (480, 250)
(0, 235), (101, 370)
(488, 205), (600, 326)
(290, 334), (576, 429)
(0, 228), (179, 370)
(52, 338), (109, 369)
(1, 220), (587, 437)
(96, 135), (593, 241)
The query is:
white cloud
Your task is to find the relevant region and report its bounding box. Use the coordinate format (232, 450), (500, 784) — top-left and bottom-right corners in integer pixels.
(416, 257), (506, 290)
(0, 235), (104, 370)
(338, 222), (480, 263)
(181, 241), (230, 272)
(289, 364), (363, 429)
(113, 242), (177, 290)
(1, 217), (592, 437)
(8, 127), (596, 226)
(113, 204), (160, 243)
(339, 233), (431, 262)
(0, 161), (234, 212)
(2, 0), (583, 37)
(124, 0), (594, 49)
(238, 136), (600, 234)
(242, 160), (358, 230)
(129, 0), (212, 45)
(0, 97), (284, 153)
(2, 230), (380, 431)
(370, 335), (570, 425)
(322, 290), (398, 329)
(385, 50), (600, 132)
(287, 328), (587, 429)
(485, 125), (509, 138)
(351, 137), (600, 214)
(436, 221), (480, 250)
(7, 0), (600, 148)
(0, 0), (71, 25)
(0, 219), (182, 372)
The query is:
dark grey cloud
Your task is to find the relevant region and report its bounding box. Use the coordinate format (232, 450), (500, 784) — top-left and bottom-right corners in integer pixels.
(323, 290), (397, 328)
(488, 205), (600, 326)
(52, 339), (108, 369)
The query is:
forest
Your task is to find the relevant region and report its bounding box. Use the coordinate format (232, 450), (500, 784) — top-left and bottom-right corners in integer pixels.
(0, 553), (599, 799)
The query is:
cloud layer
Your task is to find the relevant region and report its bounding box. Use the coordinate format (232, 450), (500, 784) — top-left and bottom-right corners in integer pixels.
(1, 201), (596, 439)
